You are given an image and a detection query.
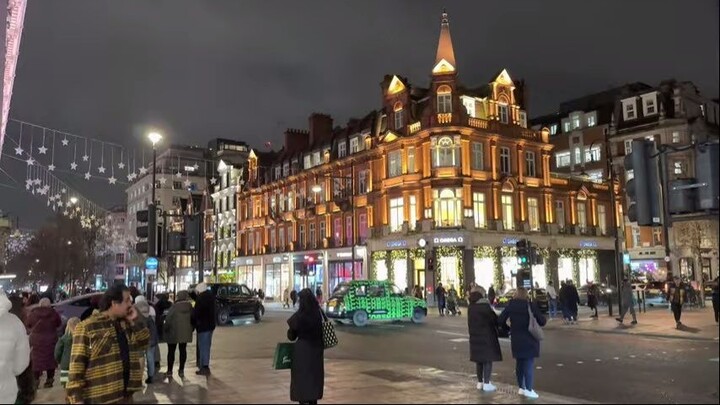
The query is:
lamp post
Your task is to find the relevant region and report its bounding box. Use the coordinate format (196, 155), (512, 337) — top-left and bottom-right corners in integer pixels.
(311, 169), (357, 285)
(148, 132), (163, 206)
(147, 132), (163, 300)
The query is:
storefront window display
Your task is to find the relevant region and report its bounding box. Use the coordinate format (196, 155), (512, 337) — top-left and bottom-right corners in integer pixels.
(265, 264), (291, 299)
(329, 261), (361, 292)
(578, 256), (596, 284)
(439, 254), (460, 291)
(293, 262), (324, 294)
(630, 261), (666, 282)
(392, 258), (408, 292)
(474, 257), (494, 291)
(501, 256), (519, 292)
(375, 260), (389, 281)
(237, 265), (263, 290)
(558, 257), (574, 284)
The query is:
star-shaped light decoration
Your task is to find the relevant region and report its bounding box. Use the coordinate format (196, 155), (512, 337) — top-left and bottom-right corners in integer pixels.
(38, 146), (48, 155)
(210, 177), (217, 185)
(98, 166), (106, 174)
(61, 188), (67, 194)
(39, 188), (48, 196)
(54, 194), (61, 200)
(128, 172), (137, 181)
(193, 163), (199, 170)
(84, 172), (92, 180)
(49, 195), (56, 202)
(108, 176), (117, 185)
(183, 179), (191, 188)
(70, 162), (78, 170)
(26, 157), (35, 166)
(57, 201), (64, 207)
(25, 180), (32, 190)
(48, 164), (56, 171)
(14, 146), (23, 155)
(139, 166), (148, 175)
(118, 162), (125, 169)
(61, 138), (69, 146)
(63, 210), (69, 216)
(175, 171), (182, 178)
(159, 177), (167, 185)
(33, 179), (41, 185)
(82, 155), (89, 162)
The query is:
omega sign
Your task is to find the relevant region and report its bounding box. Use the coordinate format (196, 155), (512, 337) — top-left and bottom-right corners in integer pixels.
(433, 236), (464, 245)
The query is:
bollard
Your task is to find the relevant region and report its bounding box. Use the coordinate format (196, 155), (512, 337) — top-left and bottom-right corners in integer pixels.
(607, 294), (613, 317)
(642, 290), (647, 313)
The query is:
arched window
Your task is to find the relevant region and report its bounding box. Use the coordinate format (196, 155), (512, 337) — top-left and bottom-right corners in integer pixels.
(393, 101), (404, 130)
(433, 188), (462, 227)
(437, 85), (452, 114)
(432, 136), (460, 168)
(498, 96), (509, 124)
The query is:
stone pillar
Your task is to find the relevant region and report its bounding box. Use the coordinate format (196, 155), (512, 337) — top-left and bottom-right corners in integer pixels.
(548, 249), (560, 288)
(463, 247), (475, 296)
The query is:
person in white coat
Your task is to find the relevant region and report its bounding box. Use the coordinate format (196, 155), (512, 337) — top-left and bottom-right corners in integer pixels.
(0, 290), (31, 404)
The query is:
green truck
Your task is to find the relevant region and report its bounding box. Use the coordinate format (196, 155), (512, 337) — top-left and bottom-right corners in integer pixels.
(324, 280), (427, 327)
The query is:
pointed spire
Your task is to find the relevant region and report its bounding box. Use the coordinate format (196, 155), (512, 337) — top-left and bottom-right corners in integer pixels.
(432, 9), (456, 75)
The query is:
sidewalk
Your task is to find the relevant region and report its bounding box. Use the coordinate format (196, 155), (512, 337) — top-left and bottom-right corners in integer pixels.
(36, 358), (593, 404)
(544, 305), (719, 342)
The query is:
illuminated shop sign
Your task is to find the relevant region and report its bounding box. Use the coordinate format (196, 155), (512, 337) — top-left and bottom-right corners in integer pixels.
(387, 240), (408, 248)
(433, 236), (464, 244)
(503, 237), (519, 245)
(579, 240), (598, 248)
(336, 252), (353, 258)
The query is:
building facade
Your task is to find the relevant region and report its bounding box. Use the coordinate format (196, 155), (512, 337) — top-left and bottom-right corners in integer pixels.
(609, 80), (719, 285)
(125, 144), (210, 292)
(234, 13), (618, 301)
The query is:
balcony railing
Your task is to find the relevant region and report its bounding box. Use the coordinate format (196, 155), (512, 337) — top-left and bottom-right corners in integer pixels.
(409, 122), (421, 134)
(437, 113), (452, 124)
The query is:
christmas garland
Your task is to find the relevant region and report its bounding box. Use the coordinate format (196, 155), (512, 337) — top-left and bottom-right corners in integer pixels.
(409, 248), (425, 261)
(494, 247), (504, 291)
(537, 247), (552, 286)
(572, 255), (581, 286)
(474, 246), (495, 259)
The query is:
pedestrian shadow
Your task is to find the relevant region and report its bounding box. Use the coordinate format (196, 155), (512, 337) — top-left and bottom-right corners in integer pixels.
(677, 324), (702, 334)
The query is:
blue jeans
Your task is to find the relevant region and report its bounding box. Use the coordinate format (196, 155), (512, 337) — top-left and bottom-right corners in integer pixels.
(549, 298), (557, 318)
(197, 331), (213, 368)
(516, 358), (535, 391)
(146, 347), (155, 378)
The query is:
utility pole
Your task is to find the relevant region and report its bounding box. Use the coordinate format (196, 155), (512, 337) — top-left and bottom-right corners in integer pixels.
(605, 130), (624, 313)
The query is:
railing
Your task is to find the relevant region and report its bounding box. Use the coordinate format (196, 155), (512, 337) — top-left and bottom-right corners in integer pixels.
(409, 122), (421, 134)
(468, 117), (489, 129)
(437, 113), (452, 124)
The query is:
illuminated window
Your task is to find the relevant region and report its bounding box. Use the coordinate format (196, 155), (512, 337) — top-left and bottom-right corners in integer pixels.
(437, 85), (452, 114)
(632, 227), (641, 247)
(471, 142), (484, 170)
(313, 152), (321, 167)
(394, 102), (404, 130)
(502, 194), (514, 230)
(528, 198), (540, 231)
(473, 192), (486, 229)
(673, 160), (685, 175)
(358, 170), (368, 194)
(653, 227), (663, 246)
(550, 124), (558, 135)
(555, 200), (565, 229)
(388, 150), (402, 177)
(389, 197), (404, 232)
(585, 145), (601, 162)
(346, 216), (353, 245)
(319, 221), (326, 241)
(433, 188), (462, 228)
(407, 147), (416, 173)
(525, 151), (536, 177)
(358, 214), (368, 243)
(500, 147), (511, 174)
(409, 195), (417, 231)
(298, 225), (305, 246)
(309, 223), (316, 248)
(563, 121), (571, 133)
(499, 104), (509, 123)
(555, 151), (571, 168)
(338, 141), (347, 158)
(432, 136), (459, 168)
(624, 101), (636, 120)
(576, 202), (587, 231)
(587, 114), (597, 127)
(598, 204), (607, 235)
(672, 131), (681, 144)
(572, 114), (581, 129)
(349, 138), (359, 154)
(279, 227), (285, 249)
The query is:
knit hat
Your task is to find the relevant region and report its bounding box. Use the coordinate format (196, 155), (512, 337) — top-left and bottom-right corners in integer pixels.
(195, 283), (208, 294)
(134, 299), (151, 318)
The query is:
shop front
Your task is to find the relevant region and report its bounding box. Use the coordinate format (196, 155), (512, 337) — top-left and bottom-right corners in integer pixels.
(327, 247), (364, 294)
(264, 255), (292, 301)
(292, 253), (324, 295)
(236, 258), (263, 291)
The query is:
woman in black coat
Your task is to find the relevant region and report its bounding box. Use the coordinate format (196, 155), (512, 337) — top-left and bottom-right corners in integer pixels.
(467, 291), (502, 392)
(287, 288), (324, 404)
(498, 288), (547, 400)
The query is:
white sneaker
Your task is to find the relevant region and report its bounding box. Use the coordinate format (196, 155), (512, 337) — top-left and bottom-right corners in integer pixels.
(476, 382), (483, 390)
(483, 383), (497, 392)
(524, 390), (540, 399)
(518, 388), (526, 396)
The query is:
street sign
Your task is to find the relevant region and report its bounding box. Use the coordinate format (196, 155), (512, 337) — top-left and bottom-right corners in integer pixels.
(145, 257), (159, 270)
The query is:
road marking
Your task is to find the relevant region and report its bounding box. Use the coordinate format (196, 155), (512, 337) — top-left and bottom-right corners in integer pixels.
(449, 338), (469, 343)
(662, 351), (667, 354)
(594, 359), (601, 362)
(556, 363), (564, 367)
(613, 357), (619, 360)
(629, 355), (636, 358)
(576, 361), (584, 364)
(536, 366), (542, 370)
(710, 358), (719, 362)
(436, 330), (467, 337)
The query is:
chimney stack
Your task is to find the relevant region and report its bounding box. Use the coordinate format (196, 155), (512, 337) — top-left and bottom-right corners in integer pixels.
(308, 113), (333, 146)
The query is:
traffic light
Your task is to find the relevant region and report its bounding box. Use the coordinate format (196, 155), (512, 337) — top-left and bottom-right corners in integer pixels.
(516, 239), (530, 267)
(136, 204), (157, 256)
(530, 246), (543, 265)
(184, 215), (202, 252)
(624, 139), (661, 226)
(695, 143), (719, 211)
(426, 251), (436, 273)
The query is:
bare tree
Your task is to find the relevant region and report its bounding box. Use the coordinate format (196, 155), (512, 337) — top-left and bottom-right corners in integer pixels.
(673, 219), (717, 303)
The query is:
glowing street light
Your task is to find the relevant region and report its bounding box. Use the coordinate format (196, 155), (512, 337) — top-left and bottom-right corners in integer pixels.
(311, 185), (322, 194)
(69, 197), (78, 205)
(148, 132), (163, 147)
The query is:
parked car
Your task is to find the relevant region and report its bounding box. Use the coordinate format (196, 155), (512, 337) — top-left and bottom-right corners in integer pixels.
(494, 288), (549, 313)
(52, 292), (104, 333)
(189, 283), (264, 325)
(325, 280), (427, 327)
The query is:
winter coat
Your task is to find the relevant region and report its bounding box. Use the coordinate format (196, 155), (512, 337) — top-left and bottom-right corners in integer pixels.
(436, 286), (447, 305)
(163, 301), (194, 344)
(587, 285), (600, 308)
(498, 299), (547, 360)
(559, 285), (580, 313)
(154, 298), (172, 342)
(26, 306), (61, 372)
(667, 281), (688, 304)
(0, 293), (30, 404)
(467, 300), (502, 363)
(621, 283), (634, 304)
(54, 333), (73, 371)
(488, 287), (496, 304)
(287, 310), (324, 403)
(191, 291), (216, 333)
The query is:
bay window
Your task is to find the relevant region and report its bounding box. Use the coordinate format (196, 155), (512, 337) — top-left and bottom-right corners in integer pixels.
(389, 197), (404, 232)
(433, 188), (462, 227)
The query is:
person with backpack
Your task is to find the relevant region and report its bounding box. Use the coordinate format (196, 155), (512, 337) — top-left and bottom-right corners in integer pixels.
(54, 317), (81, 388)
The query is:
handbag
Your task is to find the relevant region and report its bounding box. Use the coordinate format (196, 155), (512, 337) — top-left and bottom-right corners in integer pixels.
(320, 310), (338, 349)
(528, 303), (544, 341)
(273, 342), (294, 370)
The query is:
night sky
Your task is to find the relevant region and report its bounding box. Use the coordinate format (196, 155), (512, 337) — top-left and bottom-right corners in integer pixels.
(2, 0), (718, 228)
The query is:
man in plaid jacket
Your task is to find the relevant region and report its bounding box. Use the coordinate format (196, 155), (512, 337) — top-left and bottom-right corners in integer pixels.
(66, 284), (150, 404)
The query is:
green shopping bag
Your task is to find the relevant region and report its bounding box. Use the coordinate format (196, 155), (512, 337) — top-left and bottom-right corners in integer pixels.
(273, 342), (295, 370)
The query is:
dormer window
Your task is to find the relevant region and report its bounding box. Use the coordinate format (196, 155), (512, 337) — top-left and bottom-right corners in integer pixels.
(274, 166), (281, 180)
(303, 155), (312, 169)
(622, 98), (637, 120)
(550, 124), (558, 135)
(313, 152), (321, 167)
(349, 137), (359, 154)
(282, 163), (290, 177)
(572, 113), (581, 129)
(338, 141), (347, 158)
(586, 112), (597, 127)
(393, 102), (405, 130)
(641, 93), (657, 116)
(498, 104), (509, 124)
(437, 85), (452, 114)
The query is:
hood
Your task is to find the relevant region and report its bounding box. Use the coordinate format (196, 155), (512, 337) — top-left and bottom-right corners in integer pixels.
(174, 301), (193, 314)
(135, 295), (148, 304)
(195, 283), (208, 294)
(135, 300), (151, 318)
(0, 291), (10, 316)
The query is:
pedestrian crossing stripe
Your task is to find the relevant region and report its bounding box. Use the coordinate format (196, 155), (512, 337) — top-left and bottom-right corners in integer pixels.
(710, 358), (719, 362)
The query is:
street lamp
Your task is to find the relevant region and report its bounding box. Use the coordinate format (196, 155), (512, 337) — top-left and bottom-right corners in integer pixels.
(69, 197), (78, 205)
(147, 132), (163, 205)
(311, 184), (323, 194)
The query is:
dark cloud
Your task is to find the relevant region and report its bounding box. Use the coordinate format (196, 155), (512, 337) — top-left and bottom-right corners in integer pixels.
(3, 0), (718, 228)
